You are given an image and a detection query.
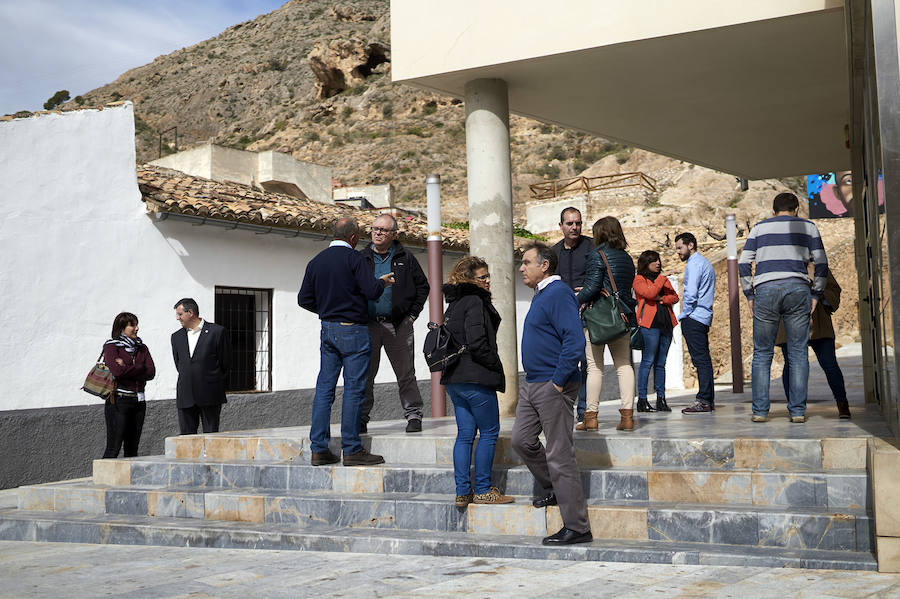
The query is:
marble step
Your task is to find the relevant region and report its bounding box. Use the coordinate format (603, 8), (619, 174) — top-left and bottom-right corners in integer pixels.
(15, 481), (873, 552)
(164, 430), (868, 472)
(92, 458), (870, 510)
(0, 505), (876, 569)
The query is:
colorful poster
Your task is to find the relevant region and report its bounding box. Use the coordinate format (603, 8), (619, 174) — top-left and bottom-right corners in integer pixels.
(807, 171), (883, 218)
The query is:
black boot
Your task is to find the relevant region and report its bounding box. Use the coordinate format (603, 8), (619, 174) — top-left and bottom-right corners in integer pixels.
(636, 397), (655, 412)
(656, 397), (671, 412)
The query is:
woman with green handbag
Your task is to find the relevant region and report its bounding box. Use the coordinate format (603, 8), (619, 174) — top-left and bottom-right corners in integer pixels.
(576, 217), (637, 432)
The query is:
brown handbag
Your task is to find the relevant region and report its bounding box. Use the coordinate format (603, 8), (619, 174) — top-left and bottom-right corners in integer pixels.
(82, 351), (116, 402)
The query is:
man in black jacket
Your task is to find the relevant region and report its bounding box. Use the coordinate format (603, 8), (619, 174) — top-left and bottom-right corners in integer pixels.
(299, 217), (395, 467)
(171, 298), (231, 434)
(552, 207), (591, 423)
(359, 214), (430, 433)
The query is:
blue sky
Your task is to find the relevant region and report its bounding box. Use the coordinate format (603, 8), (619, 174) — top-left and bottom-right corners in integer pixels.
(0, 0), (285, 114)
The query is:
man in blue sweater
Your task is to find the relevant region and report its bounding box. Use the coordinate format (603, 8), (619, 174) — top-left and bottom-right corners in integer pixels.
(512, 242), (592, 546)
(739, 192), (828, 423)
(299, 217), (395, 466)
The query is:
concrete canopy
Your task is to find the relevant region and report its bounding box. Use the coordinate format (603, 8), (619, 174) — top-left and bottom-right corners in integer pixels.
(392, 2), (850, 179)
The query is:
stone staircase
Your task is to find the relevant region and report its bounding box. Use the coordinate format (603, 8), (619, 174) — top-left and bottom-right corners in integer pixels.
(1, 419), (877, 570)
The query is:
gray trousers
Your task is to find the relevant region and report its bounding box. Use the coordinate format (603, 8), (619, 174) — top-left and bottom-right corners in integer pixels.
(512, 380), (590, 534)
(362, 318), (424, 423)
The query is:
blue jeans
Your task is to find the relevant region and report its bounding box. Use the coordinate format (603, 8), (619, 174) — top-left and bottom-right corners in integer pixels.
(681, 316), (714, 405)
(446, 383), (500, 496)
(637, 327), (672, 399)
(309, 322), (371, 456)
(779, 337), (847, 403)
(576, 353), (587, 420)
(751, 280), (811, 417)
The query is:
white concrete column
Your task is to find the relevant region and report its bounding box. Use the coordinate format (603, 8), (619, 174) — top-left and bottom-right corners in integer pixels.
(464, 78), (518, 415)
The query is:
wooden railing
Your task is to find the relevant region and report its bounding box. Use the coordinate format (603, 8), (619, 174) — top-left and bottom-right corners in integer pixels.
(529, 172), (657, 200)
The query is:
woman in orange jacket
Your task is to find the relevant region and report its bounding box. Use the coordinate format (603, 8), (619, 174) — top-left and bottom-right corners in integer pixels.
(632, 250), (679, 412)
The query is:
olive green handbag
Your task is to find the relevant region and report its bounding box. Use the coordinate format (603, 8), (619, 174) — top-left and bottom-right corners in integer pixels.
(581, 250), (629, 345)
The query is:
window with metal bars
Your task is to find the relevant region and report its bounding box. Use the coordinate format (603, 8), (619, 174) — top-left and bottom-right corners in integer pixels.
(214, 286), (272, 392)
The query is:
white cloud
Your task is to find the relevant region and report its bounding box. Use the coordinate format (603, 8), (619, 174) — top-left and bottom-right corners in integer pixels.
(0, 0), (284, 113)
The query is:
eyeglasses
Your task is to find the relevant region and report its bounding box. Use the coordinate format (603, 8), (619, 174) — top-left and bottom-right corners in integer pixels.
(476, 273), (491, 281)
(371, 227), (397, 235)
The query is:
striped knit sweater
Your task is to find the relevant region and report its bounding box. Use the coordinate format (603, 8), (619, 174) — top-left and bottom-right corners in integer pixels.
(738, 215), (828, 299)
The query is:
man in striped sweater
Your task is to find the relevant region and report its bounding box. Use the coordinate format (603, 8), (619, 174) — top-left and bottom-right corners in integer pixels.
(739, 192), (828, 423)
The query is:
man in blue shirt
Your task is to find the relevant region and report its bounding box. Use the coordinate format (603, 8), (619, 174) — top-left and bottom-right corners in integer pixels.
(299, 217), (395, 467)
(512, 242), (592, 546)
(674, 232), (716, 413)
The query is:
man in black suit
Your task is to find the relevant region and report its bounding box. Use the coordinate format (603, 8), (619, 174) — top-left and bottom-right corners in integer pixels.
(171, 298), (231, 434)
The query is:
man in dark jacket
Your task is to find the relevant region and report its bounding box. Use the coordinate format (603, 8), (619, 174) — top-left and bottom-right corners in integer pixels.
(359, 214), (430, 433)
(171, 298), (231, 435)
(552, 207), (591, 422)
(298, 217), (395, 467)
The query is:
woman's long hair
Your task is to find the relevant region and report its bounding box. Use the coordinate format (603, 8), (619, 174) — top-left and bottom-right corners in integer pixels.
(592, 216), (628, 250)
(448, 255), (489, 285)
(636, 250), (662, 278)
(111, 312), (138, 339)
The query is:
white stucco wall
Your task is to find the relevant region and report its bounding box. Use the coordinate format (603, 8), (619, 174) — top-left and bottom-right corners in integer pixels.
(333, 184), (393, 209)
(0, 104), (678, 414)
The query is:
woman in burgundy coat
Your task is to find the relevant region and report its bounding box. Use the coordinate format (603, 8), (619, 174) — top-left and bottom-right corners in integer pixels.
(102, 312), (156, 458)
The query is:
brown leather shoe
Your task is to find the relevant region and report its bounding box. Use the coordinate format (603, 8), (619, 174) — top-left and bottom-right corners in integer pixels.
(616, 408), (634, 431)
(311, 449), (340, 466)
(575, 411), (598, 431)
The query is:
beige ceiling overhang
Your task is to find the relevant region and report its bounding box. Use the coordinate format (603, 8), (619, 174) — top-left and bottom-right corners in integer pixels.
(392, 1), (850, 179)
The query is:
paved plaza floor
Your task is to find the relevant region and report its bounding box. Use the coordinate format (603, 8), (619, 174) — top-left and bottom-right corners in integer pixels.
(1, 540), (899, 598)
(2, 346), (895, 596)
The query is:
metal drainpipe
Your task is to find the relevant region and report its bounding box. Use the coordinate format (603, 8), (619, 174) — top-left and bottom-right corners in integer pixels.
(725, 214), (744, 393)
(426, 174), (446, 418)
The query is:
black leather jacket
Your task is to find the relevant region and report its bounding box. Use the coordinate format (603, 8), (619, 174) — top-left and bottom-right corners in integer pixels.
(576, 243), (637, 312)
(439, 283), (505, 392)
(360, 242), (429, 325)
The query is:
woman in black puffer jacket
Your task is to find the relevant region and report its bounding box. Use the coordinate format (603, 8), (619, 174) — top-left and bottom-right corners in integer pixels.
(575, 216), (637, 432)
(441, 256), (513, 507)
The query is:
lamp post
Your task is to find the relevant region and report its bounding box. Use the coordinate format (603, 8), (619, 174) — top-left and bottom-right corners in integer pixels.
(725, 214), (744, 393)
(426, 174), (446, 417)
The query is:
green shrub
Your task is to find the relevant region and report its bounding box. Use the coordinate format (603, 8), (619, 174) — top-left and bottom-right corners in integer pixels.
(342, 106), (353, 119)
(405, 126), (431, 138)
(304, 131), (320, 142)
(43, 89), (70, 110)
(535, 164), (561, 179)
(539, 124), (553, 134)
(546, 146), (566, 161)
(74, 96), (85, 105)
(422, 101), (437, 115)
(445, 221), (545, 240)
(401, 150), (416, 159)
(382, 102), (393, 119)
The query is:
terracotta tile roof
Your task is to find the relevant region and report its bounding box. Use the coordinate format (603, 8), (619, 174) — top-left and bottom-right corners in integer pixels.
(138, 164), (496, 252)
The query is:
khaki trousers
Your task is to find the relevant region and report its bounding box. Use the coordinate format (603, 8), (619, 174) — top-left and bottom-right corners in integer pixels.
(584, 329), (635, 411)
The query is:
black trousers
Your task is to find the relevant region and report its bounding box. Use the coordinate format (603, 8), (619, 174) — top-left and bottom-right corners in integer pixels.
(681, 316), (715, 405)
(103, 395), (146, 458)
(178, 404), (223, 435)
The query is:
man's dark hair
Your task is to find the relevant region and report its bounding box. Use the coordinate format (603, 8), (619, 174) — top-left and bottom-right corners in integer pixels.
(174, 298), (200, 316)
(773, 192), (800, 213)
(559, 206), (582, 224)
(524, 242), (558, 275)
(674, 232), (697, 251)
(111, 312), (138, 339)
(333, 217), (359, 241)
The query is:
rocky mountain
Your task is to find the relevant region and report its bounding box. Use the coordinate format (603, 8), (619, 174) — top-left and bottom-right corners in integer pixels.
(59, 0), (860, 381)
(62, 0), (806, 227)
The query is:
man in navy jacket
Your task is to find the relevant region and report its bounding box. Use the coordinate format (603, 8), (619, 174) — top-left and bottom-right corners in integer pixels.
(172, 298), (230, 435)
(299, 217), (395, 467)
(511, 242), (592, 546)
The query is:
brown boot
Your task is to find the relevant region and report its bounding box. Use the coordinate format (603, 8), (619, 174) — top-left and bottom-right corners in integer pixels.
(575, 411), (598, 431)
(616, 409), (634, 431)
